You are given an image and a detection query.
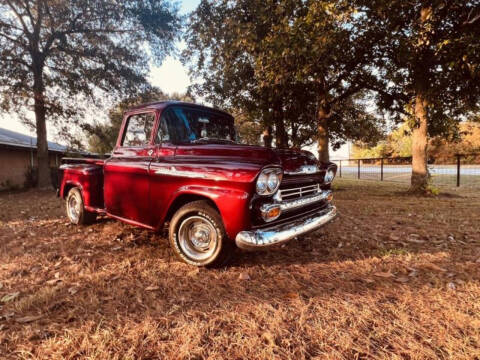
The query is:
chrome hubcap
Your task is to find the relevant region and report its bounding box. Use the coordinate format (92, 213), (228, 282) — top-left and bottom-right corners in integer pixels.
(68, 196), (80, 222)
(178, 216), (217, 261)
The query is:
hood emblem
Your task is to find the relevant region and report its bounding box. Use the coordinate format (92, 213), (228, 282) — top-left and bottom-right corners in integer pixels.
(285, 165), (320, 175)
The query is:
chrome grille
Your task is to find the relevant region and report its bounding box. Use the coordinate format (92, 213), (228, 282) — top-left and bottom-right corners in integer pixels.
(279, 183), (320, 200)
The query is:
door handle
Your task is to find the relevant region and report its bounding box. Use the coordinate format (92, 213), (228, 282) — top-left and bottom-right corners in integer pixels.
(147, 149), (154, 156)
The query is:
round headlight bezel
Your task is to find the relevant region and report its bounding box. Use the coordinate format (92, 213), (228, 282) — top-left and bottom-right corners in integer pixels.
(324, 168), (335, 183)
(256, 167), (283, 196)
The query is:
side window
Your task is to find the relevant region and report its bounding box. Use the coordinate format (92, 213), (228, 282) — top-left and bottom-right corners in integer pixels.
(123, 112), (155, 147)
(156, 113), (170, 144)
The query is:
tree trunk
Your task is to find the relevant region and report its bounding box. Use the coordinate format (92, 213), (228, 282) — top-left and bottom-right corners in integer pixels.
(409, 6), (431, 193)
(317, 105), (330, 163)
(33, 72), (50, 189)
(410, 92), (429, 192)
(273, 101), (288, 148)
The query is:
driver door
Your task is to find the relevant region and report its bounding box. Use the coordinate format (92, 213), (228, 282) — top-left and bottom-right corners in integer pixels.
(104, 111), (157, 226)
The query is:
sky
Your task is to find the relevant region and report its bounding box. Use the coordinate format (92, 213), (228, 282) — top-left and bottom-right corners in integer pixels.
(0, 0), (349, 158)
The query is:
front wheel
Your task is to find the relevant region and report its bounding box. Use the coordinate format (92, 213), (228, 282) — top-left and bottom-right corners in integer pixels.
(66, 187), (96, 225)
(169, 200), (233, 267)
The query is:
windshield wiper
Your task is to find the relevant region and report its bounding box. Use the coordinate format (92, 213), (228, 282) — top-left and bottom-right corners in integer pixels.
(191, 137), (236, 144)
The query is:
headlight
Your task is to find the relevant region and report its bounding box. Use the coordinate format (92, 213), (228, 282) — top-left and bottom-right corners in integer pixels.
(256, 167), (282, 196)
(324, 169), (335, 183)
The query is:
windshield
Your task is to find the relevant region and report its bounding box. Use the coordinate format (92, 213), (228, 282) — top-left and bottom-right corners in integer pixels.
(158, 106), (236, 144)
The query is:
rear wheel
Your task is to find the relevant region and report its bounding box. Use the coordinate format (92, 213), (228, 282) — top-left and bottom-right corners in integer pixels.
(66, 188), (96, 225)
(169, 200), (233, 267)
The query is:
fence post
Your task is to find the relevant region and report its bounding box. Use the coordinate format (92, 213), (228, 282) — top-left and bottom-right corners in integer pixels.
(381, 158), (384, 181)
(456, 154), (461, 187)
(339, 160), (342, 178)
(357, 159), (361, 179)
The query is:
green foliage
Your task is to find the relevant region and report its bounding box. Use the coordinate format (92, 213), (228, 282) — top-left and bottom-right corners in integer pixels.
(425, 184), (440, 196)
(354, 0), (480, 133)
(183, 0), (385, 153)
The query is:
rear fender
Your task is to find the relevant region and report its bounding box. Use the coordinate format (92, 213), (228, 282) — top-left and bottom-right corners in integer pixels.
(59, 164), (104, 210)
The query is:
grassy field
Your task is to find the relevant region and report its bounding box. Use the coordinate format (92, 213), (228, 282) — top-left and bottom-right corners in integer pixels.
(0, 180), (479, 359)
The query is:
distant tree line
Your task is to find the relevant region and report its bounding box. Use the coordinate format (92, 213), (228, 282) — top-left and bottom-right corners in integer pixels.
(353, 121), (480, 163)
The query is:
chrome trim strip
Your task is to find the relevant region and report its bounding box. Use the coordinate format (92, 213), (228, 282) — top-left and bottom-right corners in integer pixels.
(279, 190), (331, 211)
(235, 205), (337, 250)
(154, 166), (207, 179)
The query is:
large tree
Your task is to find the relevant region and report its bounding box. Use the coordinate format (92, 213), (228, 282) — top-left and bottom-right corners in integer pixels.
(184, 0), (384, 159)
(355, 0), (480, 192)
(0, 0), (180, 187)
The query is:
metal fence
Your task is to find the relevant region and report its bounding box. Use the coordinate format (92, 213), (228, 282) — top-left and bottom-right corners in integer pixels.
(332, 153), (480, 188)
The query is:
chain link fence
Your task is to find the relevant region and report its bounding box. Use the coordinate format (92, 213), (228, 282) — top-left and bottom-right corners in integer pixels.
(332, 153), (480, 188)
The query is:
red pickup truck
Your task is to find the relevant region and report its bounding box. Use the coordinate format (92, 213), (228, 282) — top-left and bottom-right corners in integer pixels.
(58, 101), (337, 266)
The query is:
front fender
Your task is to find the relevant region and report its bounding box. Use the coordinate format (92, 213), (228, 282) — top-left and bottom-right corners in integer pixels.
(164, 185), (252, 241)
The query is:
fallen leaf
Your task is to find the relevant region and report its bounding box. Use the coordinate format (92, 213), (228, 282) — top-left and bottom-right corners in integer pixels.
(1, 292), (20, 303)
(54, 272), (60, 279)
(374, 271), (394, 278)
(395, 276), (409, 283)
(238, 272), (250, 281)
(389, 234), (400, 241)
(112, 246), (122, 251)
(363, 278), (375, 284)
(424, 263), (447, 272)
(145, 286), (160, 291)
(1, 312), (15, 320)
(284, 292), (299, 300)
(0, 282), (3, 290)
(46, 279), (62, 285)
(261, 332), (275, 346)
(447, 282), (456, 290)
(68, 287), (79, 295)
(15, 314), (43, 323)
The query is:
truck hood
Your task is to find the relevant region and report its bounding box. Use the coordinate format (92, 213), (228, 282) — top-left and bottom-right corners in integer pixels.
(175, 143), (319, 174)
(271, 148), (319, 174)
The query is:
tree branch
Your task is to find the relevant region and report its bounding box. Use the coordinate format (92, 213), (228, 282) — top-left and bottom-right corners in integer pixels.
(5, 0), (31, 35)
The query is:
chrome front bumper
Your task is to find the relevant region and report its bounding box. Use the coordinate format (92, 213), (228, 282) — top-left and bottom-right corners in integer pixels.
(235, 205), (337, 250)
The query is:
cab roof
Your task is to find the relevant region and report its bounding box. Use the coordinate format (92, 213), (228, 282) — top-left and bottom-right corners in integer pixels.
(126, 101), (233, 118)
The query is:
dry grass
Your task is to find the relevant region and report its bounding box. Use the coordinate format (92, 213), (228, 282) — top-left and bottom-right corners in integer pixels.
(0, 180), (479, 359)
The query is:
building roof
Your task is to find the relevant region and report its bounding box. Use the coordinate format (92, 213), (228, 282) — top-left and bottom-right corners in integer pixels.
(0, 127), (67, 153)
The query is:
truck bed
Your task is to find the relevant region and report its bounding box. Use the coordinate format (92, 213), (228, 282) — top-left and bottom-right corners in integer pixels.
(58, 157), (106, 212)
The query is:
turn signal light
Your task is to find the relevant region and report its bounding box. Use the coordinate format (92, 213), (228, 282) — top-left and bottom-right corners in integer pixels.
(266, 206), (280, 219)
(327, 192), (334, 202)
(260, 204), (282, 222)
